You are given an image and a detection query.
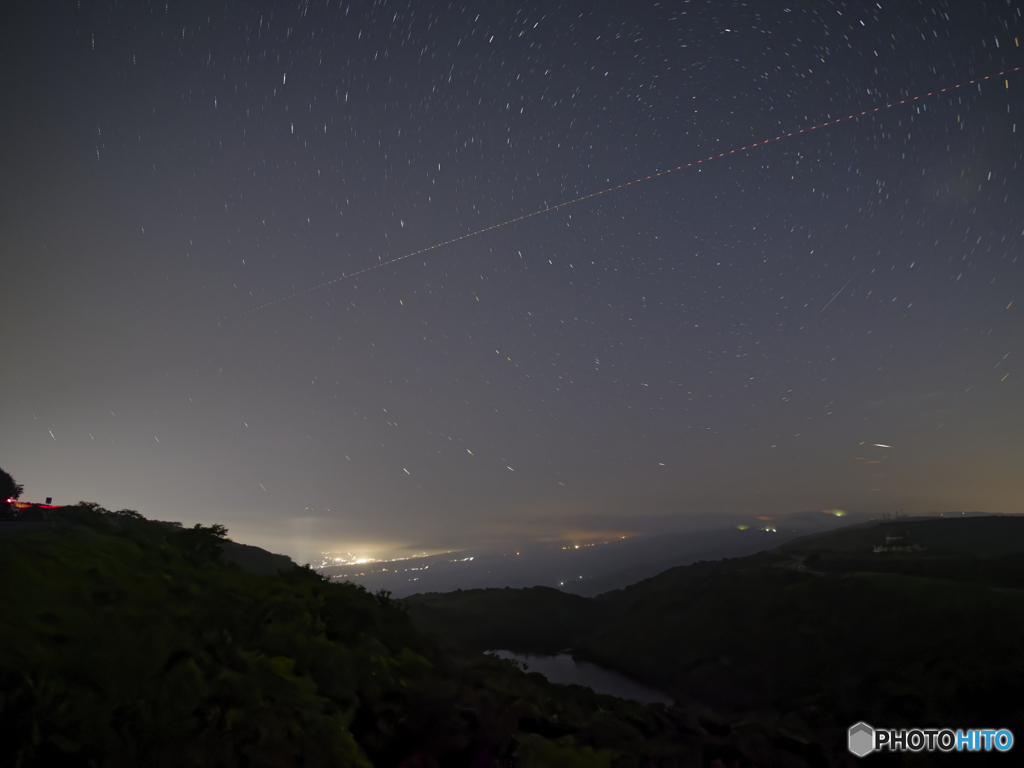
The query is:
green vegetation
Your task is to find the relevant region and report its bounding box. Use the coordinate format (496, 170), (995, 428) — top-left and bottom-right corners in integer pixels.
(1, 501), (764, 767)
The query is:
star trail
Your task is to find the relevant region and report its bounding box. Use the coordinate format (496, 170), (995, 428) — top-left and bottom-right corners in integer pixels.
(2, 0), (1022, 562)
(247, 63), (1024, 315)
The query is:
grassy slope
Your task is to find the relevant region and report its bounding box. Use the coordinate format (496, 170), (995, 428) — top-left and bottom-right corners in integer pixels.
(0, 513), (402, 766)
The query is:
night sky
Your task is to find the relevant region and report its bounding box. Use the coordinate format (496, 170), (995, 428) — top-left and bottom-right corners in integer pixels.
(2, 1), (1022, 564)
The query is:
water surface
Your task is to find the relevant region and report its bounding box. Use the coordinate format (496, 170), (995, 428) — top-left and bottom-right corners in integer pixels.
(491, 650), (672, 705)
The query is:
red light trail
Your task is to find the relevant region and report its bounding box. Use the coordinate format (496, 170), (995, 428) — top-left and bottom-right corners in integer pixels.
(243, 64), (1023, 316)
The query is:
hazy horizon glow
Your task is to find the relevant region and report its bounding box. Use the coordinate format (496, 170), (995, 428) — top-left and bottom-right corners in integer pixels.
(2, 1), (1021, 562)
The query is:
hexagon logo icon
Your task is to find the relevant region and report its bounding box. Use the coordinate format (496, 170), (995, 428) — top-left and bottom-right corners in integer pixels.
(848, 722), (875, 757)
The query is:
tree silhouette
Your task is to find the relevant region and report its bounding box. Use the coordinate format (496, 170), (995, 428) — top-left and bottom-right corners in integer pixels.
(0, 467), (24, 502)
(175, 522), (230, 565)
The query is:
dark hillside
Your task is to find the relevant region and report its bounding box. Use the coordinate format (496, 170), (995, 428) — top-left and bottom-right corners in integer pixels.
(406, 516), (1024, 765)
(403, 586), (598, 654)
(1, 502), (810, 767)
(779, 515), (1024, 557)
(774, 516), (1024, 587)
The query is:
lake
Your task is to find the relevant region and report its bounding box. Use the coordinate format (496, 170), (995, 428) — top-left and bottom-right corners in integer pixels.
(490, 650), (673, 705)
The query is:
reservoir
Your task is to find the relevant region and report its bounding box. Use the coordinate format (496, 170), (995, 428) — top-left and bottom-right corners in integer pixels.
(490, 650), (673, 705)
